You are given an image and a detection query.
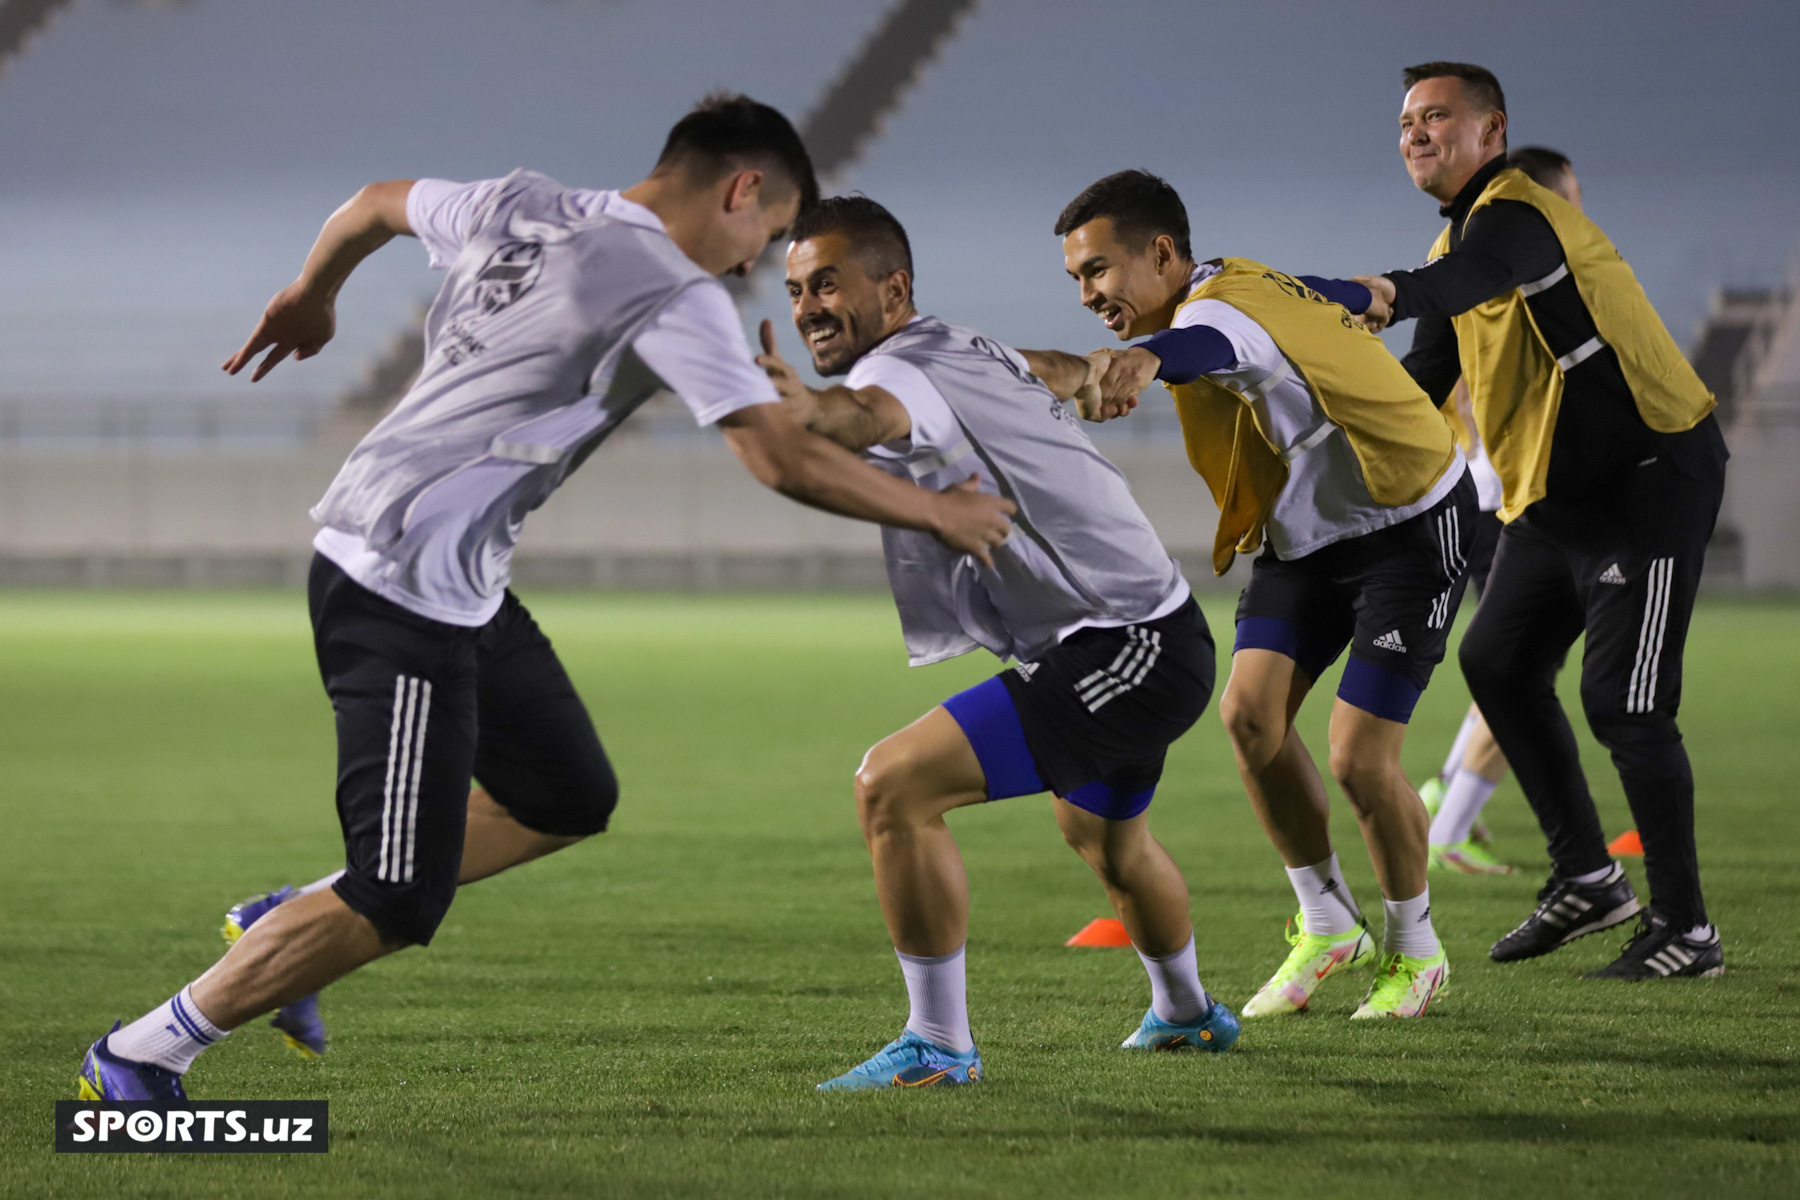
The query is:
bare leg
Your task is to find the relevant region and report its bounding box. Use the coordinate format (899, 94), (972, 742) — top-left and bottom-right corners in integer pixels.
(1054, 801), (1193, 957)
(188, 889), (404, 1029)
(1327, 700), (1428, 900)
(1220, 649), (1332, 868)
(193, 788), (584, 1030)
(1460, 713), (1510, 782)
(855, 707), (990, 957)
(459, 787), (585, 884)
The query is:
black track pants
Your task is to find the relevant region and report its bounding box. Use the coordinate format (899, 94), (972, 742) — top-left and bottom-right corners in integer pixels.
(1457, 455), (1724, 929)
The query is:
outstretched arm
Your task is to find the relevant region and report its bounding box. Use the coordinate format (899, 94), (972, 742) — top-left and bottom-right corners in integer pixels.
(755, 320), (911, 453)
(1354, 202), (1564, 332)
(717, 402), (1015, 568)
(1017, 348), (1121, 421)
(223, 180), (416, 381)
(1086, 323), (1240, 413)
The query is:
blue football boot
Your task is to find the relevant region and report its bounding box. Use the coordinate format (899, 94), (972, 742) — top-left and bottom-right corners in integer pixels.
(1120, 995), (1241, 1053)
(76, 1023), (189, 1101)
(817, 1030), (983, 1090)
(223, 886), (328, 1059)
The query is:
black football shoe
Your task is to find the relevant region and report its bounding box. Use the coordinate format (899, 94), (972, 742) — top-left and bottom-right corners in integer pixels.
(1585, 912), (1725, 980)
(1489, 864), (1641, 962)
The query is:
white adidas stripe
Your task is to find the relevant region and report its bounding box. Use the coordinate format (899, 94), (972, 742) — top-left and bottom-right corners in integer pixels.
(1076, 631), (1141, 696)
(1079, 631), (1151, 706)
(1427, 507), (1468, 630)
(1080, 627), (1163, 712)
(1626, 558), (1674, 714)
(377, 675), (433, 883)
(388, 678), (420, 883)
(377, 676), (407, 884)
(402, 680), (432, 884)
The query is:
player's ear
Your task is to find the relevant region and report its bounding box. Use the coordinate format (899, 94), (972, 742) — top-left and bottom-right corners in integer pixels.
(882, 268), (912, 314)
(1153, 234), (1177, 274)
(725, 169), (764, 214)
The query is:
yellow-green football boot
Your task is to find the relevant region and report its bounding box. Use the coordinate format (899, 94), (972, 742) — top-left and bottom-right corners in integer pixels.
(1241, 912), (1375, 1018)
(1430, 840), (1515, 875)
(1351, 949), (1449, 1019)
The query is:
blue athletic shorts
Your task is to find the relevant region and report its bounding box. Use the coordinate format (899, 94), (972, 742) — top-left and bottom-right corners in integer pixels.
(942, 597), (1214, 821)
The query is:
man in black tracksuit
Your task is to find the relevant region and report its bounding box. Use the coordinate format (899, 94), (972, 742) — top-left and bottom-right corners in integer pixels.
(1349, 62), (1729, 980)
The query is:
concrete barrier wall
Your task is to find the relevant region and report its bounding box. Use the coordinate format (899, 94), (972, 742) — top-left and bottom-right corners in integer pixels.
(0, 438), (1249, 590)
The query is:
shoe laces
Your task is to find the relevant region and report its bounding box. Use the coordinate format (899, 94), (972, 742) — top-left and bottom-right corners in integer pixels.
(1614, 911), (1665, 957)
(1366, 953), (1414, 1002)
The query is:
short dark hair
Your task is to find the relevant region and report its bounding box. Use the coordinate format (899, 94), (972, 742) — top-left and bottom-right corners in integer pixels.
(654, 93), (819, 211)
(1402, 61), (1507, 120)
(1053, 170), (1192, 263)
(789, 194), (914, 284)
(1507, 145), (1573, 190)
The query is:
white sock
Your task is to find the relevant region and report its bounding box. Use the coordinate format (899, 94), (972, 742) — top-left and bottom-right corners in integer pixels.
(1441, 710), (1480, 781)
(1382, 889), (1441, 958)
(1570, 862), (1619, 886)
(1285, 854), (1361, 937)
(1429, 767), (1500, 846)
(897, 947), (973, 1054)
(1685, 924), (1715, 942)
(1136, 934), (1209, 1025)
(297, 869), (346, 897)
(106, 985), (227, 1074)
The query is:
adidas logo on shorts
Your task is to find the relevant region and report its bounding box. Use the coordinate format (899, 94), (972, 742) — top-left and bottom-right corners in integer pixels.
(1373, 629), (1407, 653)
(1012, 661), (1040, 682)
(1598, 563), (1628, 585)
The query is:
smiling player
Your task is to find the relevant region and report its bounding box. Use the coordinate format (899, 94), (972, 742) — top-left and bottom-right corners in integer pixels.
(763, 196), (1239, 1088)
(1055, 171), (1473, 1019)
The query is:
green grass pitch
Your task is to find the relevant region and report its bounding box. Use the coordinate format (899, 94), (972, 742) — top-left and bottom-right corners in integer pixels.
(2, 590), (1796, 1198)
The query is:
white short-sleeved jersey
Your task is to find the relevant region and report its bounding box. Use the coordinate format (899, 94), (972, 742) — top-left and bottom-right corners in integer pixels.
(849, 321), (1189, 642)
(314, 176), (776, 625)
(1174, 264), (1465, 559)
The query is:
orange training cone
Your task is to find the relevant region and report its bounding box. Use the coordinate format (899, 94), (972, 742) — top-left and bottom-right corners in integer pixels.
(1608, 829), (1644, 856)
(1065, 918), (1133, 948)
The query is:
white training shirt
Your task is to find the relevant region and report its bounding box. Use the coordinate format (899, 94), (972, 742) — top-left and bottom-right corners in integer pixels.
(1173, 264), (1465, 559)
(313, 178), (776, 625)
(851, 320), (1190, 641)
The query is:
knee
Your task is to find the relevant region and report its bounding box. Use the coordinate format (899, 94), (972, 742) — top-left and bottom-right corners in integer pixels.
(1580, 694), (1679, 756)
(562, 767), (619, 837)
(1057, 815), (1132, 888)
(1220, 691), (1286, 769)
(1457, 634), (1507, 699)
(853, 742), (925, 841)
(1327, 741), (1394, 812)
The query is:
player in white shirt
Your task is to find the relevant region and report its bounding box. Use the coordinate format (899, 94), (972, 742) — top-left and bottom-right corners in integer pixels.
(761, 197), (1237, 1088)
(76, 96), (1015, 1103)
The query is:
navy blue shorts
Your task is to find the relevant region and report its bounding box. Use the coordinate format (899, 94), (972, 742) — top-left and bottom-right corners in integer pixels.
(1233, 468), (1477, 724)
(942, 597), (1214, 821)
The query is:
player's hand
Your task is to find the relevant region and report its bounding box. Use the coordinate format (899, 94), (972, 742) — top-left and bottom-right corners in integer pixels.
(930, 476), (1016, 569)
(757, 318), (829, 429)
(1090, 346), (1158, 416)
(1075, 351), (1138, 421)
(1071, 351), (1106, 420)
(223, 281), (336, 382)
(1352, 275), (1395, 333)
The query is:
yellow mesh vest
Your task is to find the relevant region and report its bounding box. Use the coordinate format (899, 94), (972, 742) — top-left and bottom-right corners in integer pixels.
(1164, 258), (1458, 575)
(1431, 167), (1715, 521)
